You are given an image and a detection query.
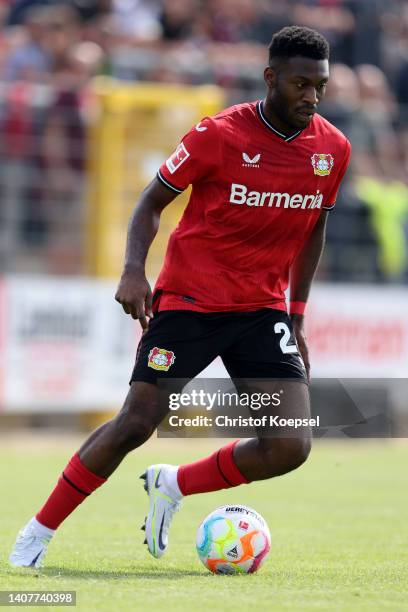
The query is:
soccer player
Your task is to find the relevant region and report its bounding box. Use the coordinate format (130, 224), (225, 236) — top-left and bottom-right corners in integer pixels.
(10, 26), (350, 567)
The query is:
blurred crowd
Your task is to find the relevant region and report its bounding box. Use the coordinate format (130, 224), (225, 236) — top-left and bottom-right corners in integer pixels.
(1, 0), (408, 282)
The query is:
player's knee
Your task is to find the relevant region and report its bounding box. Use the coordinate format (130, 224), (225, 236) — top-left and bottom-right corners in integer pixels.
(260, 437), (311, 476)
(278, 437), (311, 471)
(113, 403), (156, 452)
(112, 382), (162, 453)
(127, 414), (155, 447)
(116, 415), (154, 452)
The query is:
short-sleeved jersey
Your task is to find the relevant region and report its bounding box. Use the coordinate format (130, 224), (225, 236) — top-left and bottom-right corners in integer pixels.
(155, 100), (351, 313)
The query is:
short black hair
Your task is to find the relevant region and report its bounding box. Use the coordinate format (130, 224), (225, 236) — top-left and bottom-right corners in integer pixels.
(269, 26), (329, 65)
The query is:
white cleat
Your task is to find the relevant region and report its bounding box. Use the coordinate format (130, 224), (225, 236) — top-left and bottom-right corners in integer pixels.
(140, 464), (182, 558)
(9, 517), (54, 569)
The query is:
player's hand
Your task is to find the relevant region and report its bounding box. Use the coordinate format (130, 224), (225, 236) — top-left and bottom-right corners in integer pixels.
(290, 314), (310, 381)
(114, 267), (153, 331)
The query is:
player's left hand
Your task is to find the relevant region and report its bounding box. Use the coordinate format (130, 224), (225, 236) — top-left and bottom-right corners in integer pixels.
(290, 314), (310, 381)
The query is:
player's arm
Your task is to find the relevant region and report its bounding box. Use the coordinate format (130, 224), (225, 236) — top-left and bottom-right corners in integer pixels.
(289, 210), (329, 379)
(291, 139), (351, 377)
(115, 178), (177, 329)
(116, 117), (219, 328)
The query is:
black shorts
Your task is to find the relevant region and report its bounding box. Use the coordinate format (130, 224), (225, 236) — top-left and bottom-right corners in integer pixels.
(130, 308), (306, 385)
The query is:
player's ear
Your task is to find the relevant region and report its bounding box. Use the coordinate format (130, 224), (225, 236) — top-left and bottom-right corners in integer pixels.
(264, 66), (277, 88)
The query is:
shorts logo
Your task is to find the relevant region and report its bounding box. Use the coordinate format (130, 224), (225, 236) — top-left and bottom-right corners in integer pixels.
(166, 143), (190, 174)
(311, 153), (334, 176)
(148, 347), (176, 371)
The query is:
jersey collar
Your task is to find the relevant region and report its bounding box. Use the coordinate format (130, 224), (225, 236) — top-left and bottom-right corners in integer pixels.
(257, 100), (302, 143)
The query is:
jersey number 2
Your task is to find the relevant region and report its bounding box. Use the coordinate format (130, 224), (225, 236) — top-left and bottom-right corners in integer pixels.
(274, 322), (298, 354)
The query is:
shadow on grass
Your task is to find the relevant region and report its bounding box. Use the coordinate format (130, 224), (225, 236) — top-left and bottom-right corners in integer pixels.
(32, 566), (207, 580)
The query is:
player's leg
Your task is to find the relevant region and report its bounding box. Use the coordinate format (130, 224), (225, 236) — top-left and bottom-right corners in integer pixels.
(231, 380), (311, 481)
(140, 310), (311, 560)
(176, 382), (311, 494)
(132, 311), (246, 558)
(148, 390), (310, 560)
(8, 381), (167, 568)
(9, 310), (234, 567)
(78, 381), (164, 477)
(173, 309), (311, 495)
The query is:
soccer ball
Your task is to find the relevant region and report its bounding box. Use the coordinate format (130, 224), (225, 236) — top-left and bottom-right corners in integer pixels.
(196, 504), (271, 574)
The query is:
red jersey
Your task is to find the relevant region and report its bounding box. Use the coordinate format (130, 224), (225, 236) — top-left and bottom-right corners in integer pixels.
(155, 100), (351, 313)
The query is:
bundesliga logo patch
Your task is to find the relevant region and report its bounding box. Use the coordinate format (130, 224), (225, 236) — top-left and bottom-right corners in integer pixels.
(166, 143), (190, 174)
(311, 153), (334, 176)
(148, 347), (176, 371)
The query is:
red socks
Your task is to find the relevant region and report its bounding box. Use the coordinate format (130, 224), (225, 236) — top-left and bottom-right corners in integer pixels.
(36, 453), (106, 530)
(35, 443), (248, 530)
(177, 441), (249, 496)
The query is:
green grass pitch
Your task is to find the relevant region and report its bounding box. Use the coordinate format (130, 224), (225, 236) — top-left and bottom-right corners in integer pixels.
(1, 436), (407, 611)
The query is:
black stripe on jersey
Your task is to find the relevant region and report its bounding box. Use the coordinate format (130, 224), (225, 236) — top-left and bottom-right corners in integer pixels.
(157, 170), (184, 194)
(257, 101), (302, 143)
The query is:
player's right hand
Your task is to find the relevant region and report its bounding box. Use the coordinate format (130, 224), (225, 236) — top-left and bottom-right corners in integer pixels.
(114, 269), (153, 331)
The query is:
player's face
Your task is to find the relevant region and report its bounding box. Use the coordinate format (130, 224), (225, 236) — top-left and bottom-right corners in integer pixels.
(265, 56), (330, 131)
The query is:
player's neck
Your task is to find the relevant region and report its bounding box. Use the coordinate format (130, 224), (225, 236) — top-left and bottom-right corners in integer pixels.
(262, 98), (301, 138)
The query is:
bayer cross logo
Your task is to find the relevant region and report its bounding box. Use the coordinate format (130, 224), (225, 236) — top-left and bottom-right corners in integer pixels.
(242, 152), (261, 168)
(147, 347), (176, 371)
(311, 153), (334, 176)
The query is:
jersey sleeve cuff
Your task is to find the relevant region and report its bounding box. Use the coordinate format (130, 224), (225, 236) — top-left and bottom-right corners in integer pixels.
(322, 203), (335, 211)
(157, 170), (184, 194)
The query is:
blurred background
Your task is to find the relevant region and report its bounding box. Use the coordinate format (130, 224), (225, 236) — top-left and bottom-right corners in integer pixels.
(0, 0), (408, 433)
